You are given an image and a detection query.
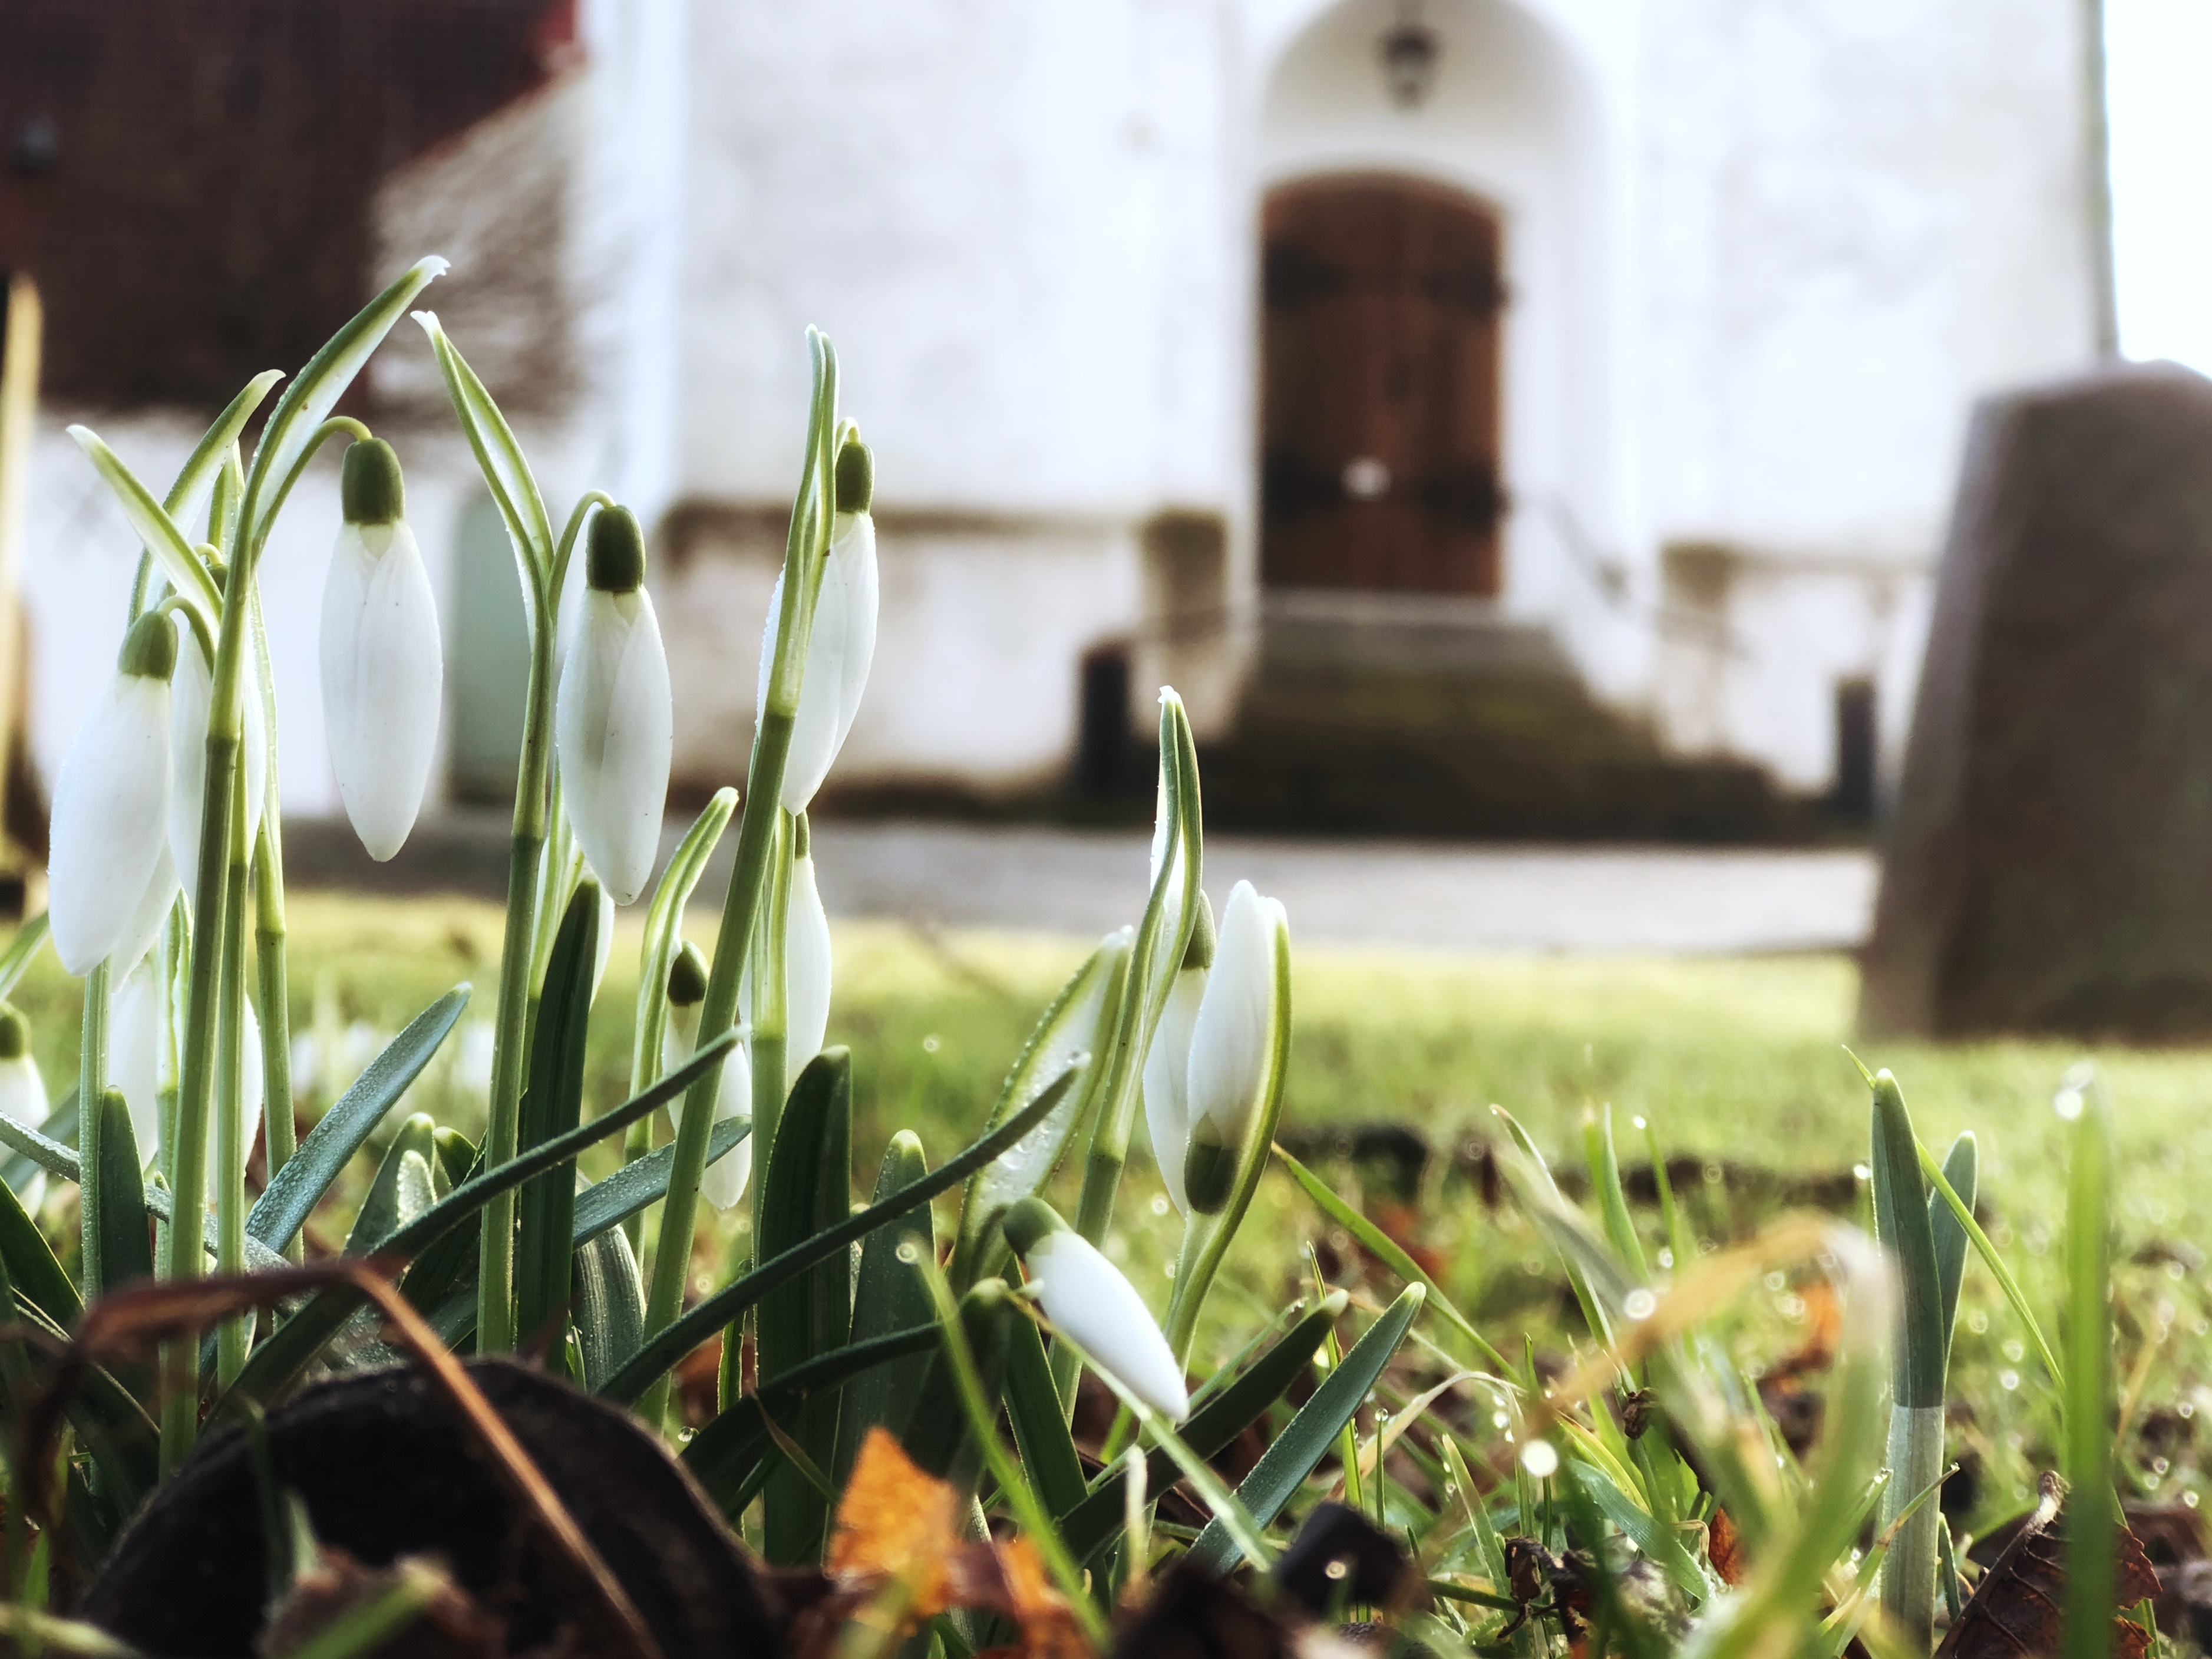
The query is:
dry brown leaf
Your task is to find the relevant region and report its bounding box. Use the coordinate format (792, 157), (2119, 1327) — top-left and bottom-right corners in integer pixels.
(1707, 1508), (1748, 1587)
(1934, 1473), (2161, 1659)
(826, 1428), (962, 1617)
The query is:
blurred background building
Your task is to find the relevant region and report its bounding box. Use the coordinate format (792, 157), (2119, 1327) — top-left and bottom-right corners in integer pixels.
(0, 0), (2116, 839)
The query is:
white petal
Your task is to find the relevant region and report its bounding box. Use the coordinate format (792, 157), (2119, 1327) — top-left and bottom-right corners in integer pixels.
(828, 512), (878, 753)
(1143, 967), (1206, 1215)
(206, 997), (265, 1207)
(49, 675), (172, 975)
(0, 1056), (49, 1132)
(776, 560), (850, 814)
(784, 853), (832, 1087)
(111, 958), (166, 1160)
(1186, 881), (1282, 1150)
(0, 1057), (45, 1213)
(322, 522), (443, 862)
(557, 591), (672, 905)
(169, 627), (269, 902)
(1029, 1231), (1188, 1421)
(698, 1041), (754, 1212)
(109, 845), (179, 984)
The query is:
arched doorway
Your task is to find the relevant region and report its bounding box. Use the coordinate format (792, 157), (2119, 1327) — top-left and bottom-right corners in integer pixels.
(1260, 174), (1507, 595)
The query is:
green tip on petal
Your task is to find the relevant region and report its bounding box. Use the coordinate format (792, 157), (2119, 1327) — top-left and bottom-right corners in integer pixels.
(1181, 889), (1217, 973)
(118, 611), (177, 682)
(668, 941), (709, 1007)
(793, 811), (811, 862)
(341, 439), (406, 526)
(0, 1005), (27, 1060)
(1001, 1196), (1067, 1257)
(835, 436), (874, 514)
(1183, 1121), (1237, 1215)
(587, 505), (647, 593)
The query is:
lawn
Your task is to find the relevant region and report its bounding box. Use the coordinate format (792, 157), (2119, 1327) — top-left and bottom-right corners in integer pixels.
(9, 892), (2212, 1529)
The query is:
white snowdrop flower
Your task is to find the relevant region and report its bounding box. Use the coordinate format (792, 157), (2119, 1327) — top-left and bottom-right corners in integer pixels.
(1180, 881), (1287, 1215)
(556, 505), (672, 906)
(207, 997), (265, 1206)
(169, 612), (268, 900)
(320, 440), (443, 862)
(761, 437), (877, 813)
(107, 843), (179, 985)
(1141, 890), (1214, 1215)
(784, 823), (832, 1089)
(111, 957), (167, 1159)
(661, 943), (754, 1211)
(49, 613), (177, 975)
(0, 1005), (48, 1213)
(1003, 1198), (1187, 1423)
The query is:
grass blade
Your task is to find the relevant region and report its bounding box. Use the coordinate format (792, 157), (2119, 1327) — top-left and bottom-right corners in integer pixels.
(1186, 1282), (1425, 1572)
(1273, 1143), (1507, 1371)
(247, 987), (468, 1253)
(571, 1118), (752, 1246)
(1004, 1310), (1087, 1519)
(1059, 1290), (1344, 1565)
(87, 1090), (153, 1295)
(1918, 1136), (2062, 1391)
(0, 915), (48, 1003)
(2062, 1071), (2116, 1659)
(0, 1146), (78, 1327)
(573, 1225), (646, 1395)
(343, 1113), (440, 1255)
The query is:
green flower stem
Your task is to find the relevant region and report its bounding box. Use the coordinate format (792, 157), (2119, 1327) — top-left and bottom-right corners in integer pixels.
(159, 610), (248, 1471)
(636, 331), (836, 1432)
(748, 813), (793, 1232)
(249, 587), (296, 1229)
(76, 961), (109, 1300)
(214, 753), (253, 1386)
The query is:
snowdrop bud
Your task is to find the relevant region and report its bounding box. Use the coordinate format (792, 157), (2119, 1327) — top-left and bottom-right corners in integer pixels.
(763, 434), (879, 813)
(322, 440), (443, 862)
(1003, 1198), (1188, 1422)
(661, 943), (752, 1211)
(785, 816), (832, 1088)
(1181, 881), (1286, 1215)
(49, 613), (177, 975)
(556, 506), (672, 905)
(0, 1005), (47, 1212)
(168, 620), (268, 905)
(1142, 890), (1215, 1215)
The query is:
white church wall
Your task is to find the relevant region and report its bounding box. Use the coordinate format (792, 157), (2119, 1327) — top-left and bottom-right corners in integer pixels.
(1637, 0), (2097, 785)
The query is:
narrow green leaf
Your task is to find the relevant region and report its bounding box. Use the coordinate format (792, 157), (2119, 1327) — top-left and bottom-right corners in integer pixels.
(1870, 1069), (1945, 1648)
(833, 1131), (940, 1488)
(240, 256), (447, 560)
(1919, 1136), (2062, 1391)
(572, 1118), (752, 1246)
(629, 790), (737, 1100)
(65, 429), (223, 624)
(1273, 1143), (1508, 1371)
(1004, 1312), (1087, 1519)
(2062, 1071), (2115, 1659)
(1492, 1106), (1615, 1350)
(88, 1090), (152, 1295)
(573, 1225), (646, 1394)
(1929, 1131), (1978, 1371)
(1586, 1107), (1649, 1280)
(0, 1150), (78, 1327)
(344, 1114), (440, 1255)
(1570, 1458), (1707, 1600)
(222, 1033), (739, 1408)
(1643, 1115), (1696, 1277)
(411, 311), (554, 586)
(899, 1278), (1016, 1495)
(1187, 1282), (1425, 1572)
(0, 1085), (71, 1206)
(596, 1061), (1081, 1407)
(683, 1324), (942, 1519)
(1058, 1290), (1344, 1566)
(757, 1047), (854, 1565)
(514, 885), (599, 1351)
(165, 371), (285, 532)
(0, 915), (49, 1003)
(248, 987), (469, 1253)
(951, 931), (1128, 1285)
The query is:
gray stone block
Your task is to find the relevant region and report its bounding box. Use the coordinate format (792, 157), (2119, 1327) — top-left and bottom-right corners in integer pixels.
(1863, 362), (2212, 1040)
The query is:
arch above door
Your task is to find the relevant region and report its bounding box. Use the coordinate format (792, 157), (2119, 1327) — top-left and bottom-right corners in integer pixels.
(1260, 173), (1507, 597)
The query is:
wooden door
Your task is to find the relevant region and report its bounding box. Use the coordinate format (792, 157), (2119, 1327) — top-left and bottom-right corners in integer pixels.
(1260, 176), (1507, 595)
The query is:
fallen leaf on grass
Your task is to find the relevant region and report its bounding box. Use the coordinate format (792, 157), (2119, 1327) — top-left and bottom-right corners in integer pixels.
(1934, 1473), (2161, 1659)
